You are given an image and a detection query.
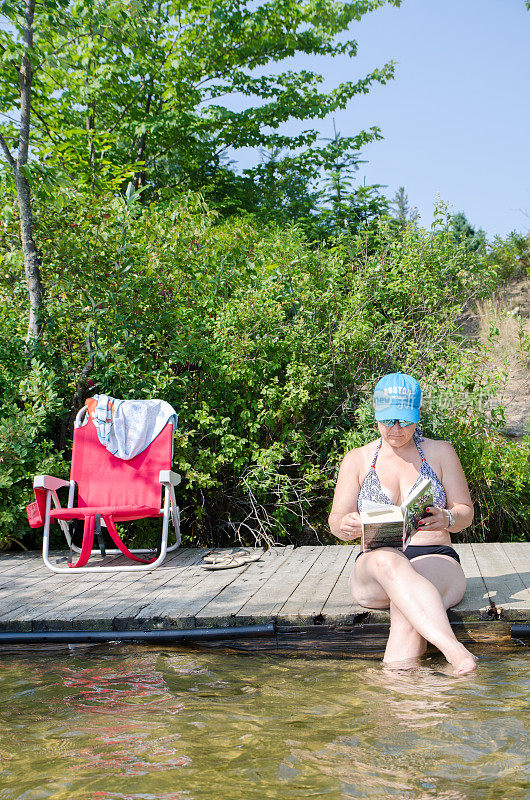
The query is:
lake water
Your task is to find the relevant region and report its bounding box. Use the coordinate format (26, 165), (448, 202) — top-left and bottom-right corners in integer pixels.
(0, 644), (528, 800)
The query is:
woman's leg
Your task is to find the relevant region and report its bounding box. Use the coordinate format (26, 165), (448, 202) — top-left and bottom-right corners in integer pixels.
(383, 555), (467, 664)
(351, 549), (476, 674)
(384, 602), (427, 664)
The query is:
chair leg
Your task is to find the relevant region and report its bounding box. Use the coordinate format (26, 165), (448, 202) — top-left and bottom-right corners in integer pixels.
(42, 490), (54, 571)
(167, 484), (181, 551)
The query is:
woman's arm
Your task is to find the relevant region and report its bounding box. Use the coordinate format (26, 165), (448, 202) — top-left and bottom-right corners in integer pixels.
(328, 449), (364, 541)
(419, 441), (474, 534)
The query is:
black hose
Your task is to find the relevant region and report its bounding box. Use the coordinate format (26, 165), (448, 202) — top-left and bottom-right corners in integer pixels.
(0, 623), (276, 646)
(510, 624), (530, 640)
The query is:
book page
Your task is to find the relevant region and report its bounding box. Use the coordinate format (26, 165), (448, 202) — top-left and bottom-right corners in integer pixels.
(403, 479), (434, 546)
(362, 521), (404, 551)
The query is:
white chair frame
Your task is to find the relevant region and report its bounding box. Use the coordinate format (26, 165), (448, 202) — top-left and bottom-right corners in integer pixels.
(39, 407), (181, 574)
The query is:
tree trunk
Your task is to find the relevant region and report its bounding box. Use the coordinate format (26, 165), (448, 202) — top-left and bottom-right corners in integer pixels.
(132, 92), (152, 190)
(86, 24), (96, 173)
(17, 0), (45, 342)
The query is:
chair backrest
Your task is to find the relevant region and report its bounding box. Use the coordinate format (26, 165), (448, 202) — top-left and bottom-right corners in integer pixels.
(70, 416), (174, 510)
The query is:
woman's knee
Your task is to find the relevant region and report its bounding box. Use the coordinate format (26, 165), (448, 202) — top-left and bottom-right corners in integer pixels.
(348, 568), (389, 608)
(365, 549), (409, 582)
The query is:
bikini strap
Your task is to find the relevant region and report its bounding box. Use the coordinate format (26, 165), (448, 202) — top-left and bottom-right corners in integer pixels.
(370, 439), (383, 468)
(415, 437), (427, 463)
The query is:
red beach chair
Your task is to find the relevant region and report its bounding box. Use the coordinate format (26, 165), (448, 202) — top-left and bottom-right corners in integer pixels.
(27, 407), (181, 573)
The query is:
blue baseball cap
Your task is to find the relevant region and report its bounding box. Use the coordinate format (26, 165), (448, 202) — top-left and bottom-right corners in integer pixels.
(373, 373), (421, 423)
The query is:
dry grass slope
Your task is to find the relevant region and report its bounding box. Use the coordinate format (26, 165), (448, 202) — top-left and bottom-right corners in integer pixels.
(470, 277), (530, 437)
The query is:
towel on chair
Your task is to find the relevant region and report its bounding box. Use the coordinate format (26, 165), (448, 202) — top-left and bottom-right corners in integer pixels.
(85, 395), (178, 460)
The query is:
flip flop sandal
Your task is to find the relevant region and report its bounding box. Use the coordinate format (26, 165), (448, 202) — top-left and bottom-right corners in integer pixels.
(201, 554), (251, 570)
(201, 551), (264, 570)
(203, 548), (251, 563)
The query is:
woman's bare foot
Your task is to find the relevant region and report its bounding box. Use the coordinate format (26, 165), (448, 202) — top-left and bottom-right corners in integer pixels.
(450, 647), (478, 676)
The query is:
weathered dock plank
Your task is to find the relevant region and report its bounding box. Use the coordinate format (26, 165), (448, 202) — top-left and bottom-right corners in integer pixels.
(0, 543), (528, 632)
(278, 545), (353, 623)
(195, 547), (293, 626)
(321, 546), (367, 621)
(450, 544), (493, 620)
(119, 549), (285, 627)
(0, 549), (198, 628)
(39, 549), (208, 629)
(472, 542), (530, 620)
(234, 546), (324, 622)
(0, 552), (51, 577)
(499, 542), (530, 589)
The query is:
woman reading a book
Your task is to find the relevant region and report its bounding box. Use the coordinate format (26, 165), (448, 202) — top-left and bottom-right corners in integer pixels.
(328, 372), (477, 675)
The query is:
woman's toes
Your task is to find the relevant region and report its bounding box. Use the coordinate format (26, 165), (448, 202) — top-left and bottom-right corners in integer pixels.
(453, 654), (478, 676)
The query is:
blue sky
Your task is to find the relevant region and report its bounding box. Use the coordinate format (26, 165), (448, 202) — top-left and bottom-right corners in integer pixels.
(233, 0), (530, 240)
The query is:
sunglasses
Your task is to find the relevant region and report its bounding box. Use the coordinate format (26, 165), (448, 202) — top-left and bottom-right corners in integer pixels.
(379, 419), (415, 428)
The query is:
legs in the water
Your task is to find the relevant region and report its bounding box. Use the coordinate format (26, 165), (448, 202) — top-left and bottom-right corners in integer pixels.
(350, 549), (477, 675)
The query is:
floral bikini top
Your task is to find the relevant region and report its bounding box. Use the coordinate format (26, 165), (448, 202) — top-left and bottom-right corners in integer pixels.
(357, 432), (447, 511)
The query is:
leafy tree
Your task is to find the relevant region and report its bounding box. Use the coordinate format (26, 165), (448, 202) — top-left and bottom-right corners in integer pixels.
(0, 0), (404, 339)
(390, 185), (418, 223)
(391, 185), (409, 220)
(0, 0), (45, 341)
(1, 0), (403, 197)
(346, 181), (389, 231)
(318, 121), (363, 230)
(450, 211), (486, 252)
(247, 128), (385, 238)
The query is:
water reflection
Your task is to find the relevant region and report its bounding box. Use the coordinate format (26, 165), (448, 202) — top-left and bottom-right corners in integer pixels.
(0, 646), (527, 800)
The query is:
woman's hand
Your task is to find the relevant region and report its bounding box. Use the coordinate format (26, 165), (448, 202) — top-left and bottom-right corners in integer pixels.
(418, 507), (451, 532)
(337, 511), (362, 541)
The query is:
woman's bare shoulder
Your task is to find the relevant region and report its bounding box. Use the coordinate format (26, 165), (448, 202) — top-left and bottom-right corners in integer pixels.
(420, 436), (456, 453)
(420, 437), (460, 464)
(340, 440), (378, 469)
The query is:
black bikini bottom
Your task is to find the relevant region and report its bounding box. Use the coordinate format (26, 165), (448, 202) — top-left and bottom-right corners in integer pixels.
(355, 545), (460, 564)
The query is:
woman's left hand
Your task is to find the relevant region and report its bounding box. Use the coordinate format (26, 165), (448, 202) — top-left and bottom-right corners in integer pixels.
(417, 507), (451, 532)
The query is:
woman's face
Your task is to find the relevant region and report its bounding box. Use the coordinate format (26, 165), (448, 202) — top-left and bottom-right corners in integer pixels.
(377, 420), (417, 448)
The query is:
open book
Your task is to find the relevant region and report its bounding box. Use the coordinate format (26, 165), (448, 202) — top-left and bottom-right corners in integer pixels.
(360, 477), (434, 552)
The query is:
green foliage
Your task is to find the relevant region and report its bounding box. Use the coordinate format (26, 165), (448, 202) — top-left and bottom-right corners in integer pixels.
(417, 351), (530, 542)
(486, 230), (530, 282)
(0, 0), (402, 200)
(0, 345), (67, 549)
(390, 185), (418, 224)
(0, 190), (527, 549)
(450, 211), (486, 253)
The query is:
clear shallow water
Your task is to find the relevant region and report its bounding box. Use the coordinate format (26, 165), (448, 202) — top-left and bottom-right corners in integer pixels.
(0, 645), (528, 800)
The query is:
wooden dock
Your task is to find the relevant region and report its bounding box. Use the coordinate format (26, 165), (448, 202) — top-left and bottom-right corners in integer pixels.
(0, 543), (528, 634)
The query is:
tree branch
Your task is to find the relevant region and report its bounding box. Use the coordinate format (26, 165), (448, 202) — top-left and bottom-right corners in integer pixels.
(14, 0), (45, 343)
(18, 0), (34, 166)
(108, 77), (150, 133)
(30, 104), (65, 144)
(0, 133), (16, 169)
(35, 30), (92, 71)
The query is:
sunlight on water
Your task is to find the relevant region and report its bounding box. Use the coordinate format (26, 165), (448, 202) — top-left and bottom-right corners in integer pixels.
(0, 645), (528, 800)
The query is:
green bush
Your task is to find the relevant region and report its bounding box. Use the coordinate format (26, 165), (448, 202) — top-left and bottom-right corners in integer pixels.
(0, 190), (528, 549)
(486, 231), (530, 282)
(0, 346), (67, 549)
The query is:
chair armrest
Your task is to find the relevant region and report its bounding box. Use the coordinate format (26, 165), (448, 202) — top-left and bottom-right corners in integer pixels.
(159, 470), (181, 487)
(28, 476), (72, 528)
(34, 475), (70, 491)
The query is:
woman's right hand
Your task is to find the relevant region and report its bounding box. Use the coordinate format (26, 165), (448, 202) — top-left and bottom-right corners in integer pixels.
(337, 512), (362, 541)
